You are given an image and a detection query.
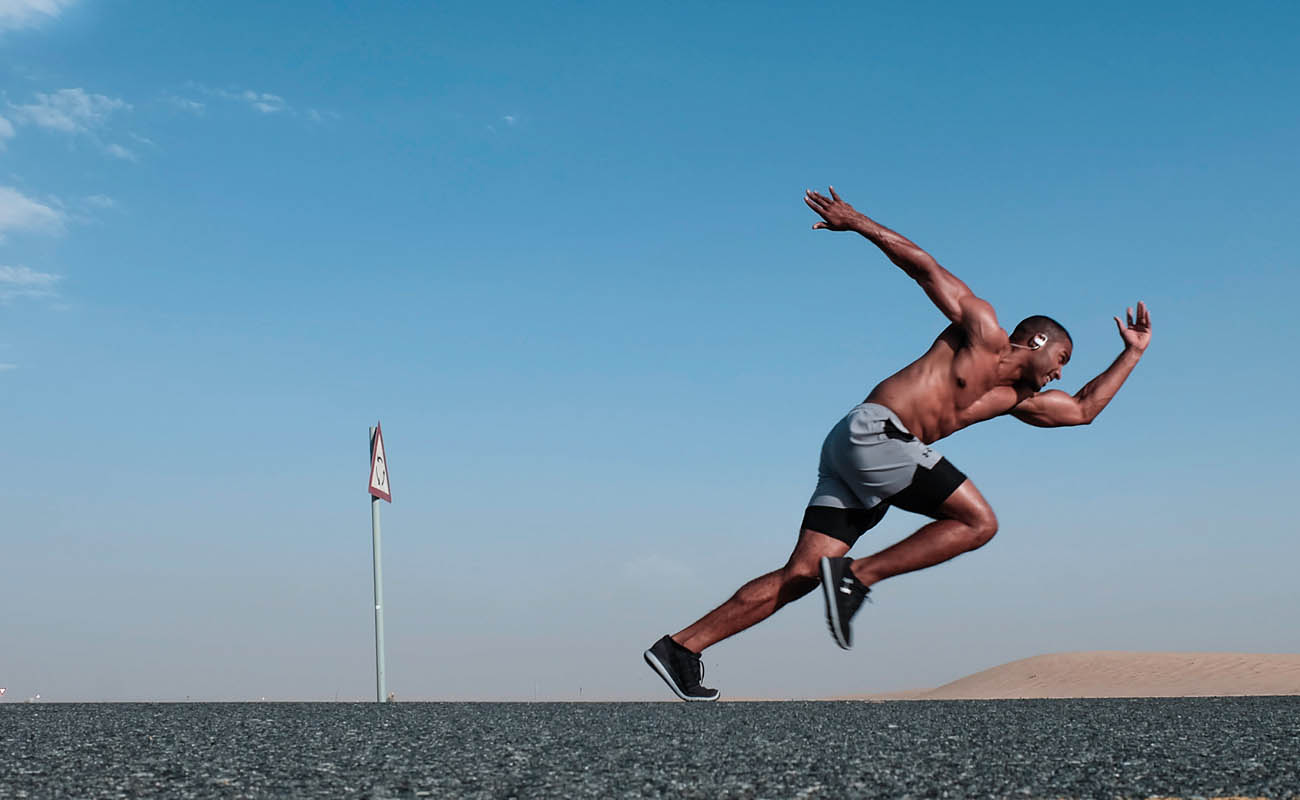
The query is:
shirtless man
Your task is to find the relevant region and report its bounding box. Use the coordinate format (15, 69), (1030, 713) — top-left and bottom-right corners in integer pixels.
(644, 186), (1152, 701)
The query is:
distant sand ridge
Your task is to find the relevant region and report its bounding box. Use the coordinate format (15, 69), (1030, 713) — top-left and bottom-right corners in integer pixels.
(859, 652), (1300, 700)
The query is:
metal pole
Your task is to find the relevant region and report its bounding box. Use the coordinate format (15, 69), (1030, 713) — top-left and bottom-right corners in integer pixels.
(370, 426), (388, 704)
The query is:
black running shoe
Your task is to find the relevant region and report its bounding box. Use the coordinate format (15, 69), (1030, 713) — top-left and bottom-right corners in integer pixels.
(820, 557), (870, 650)
(644, 635), (720, 702)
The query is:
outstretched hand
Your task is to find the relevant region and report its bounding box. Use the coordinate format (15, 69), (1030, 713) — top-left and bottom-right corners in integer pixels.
(1114, 300), (1152, 352)
(804, 187), (861, 232)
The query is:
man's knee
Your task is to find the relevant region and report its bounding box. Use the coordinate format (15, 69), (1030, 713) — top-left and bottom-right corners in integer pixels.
(782, 526), (850, 581)
(781, 558), (821, 583)
(964, 507), (998, 549)
(775, 561), (819, 606)
(941, 483), (999, 550)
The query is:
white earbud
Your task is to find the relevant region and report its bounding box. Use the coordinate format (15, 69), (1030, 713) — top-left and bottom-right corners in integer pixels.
(1010, 333), (1049, 350)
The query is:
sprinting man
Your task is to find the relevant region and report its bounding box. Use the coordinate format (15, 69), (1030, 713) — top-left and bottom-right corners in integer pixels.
(644, 187), (1152, 701)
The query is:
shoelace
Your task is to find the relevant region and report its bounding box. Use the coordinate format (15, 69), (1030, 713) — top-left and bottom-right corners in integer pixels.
(844, 586), (872, 620)
(681, 651), (706, 689)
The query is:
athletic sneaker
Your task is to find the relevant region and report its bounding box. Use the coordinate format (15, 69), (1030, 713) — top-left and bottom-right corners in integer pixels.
(644, 635), (720, 702)
(820, 556), (870, 650)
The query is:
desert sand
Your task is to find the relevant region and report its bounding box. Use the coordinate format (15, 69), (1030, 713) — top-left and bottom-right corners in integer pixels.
(847, 652), (1300, 700)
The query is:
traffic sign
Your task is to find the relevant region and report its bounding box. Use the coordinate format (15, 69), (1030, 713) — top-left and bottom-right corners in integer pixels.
(368, 422), (391, 502)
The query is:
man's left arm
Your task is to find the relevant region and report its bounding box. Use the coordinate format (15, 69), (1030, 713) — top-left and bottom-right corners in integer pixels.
(1011, 301), (1152, 427)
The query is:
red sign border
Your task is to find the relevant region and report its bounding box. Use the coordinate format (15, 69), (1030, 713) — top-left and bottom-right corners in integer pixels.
(368, 421), (392, 502)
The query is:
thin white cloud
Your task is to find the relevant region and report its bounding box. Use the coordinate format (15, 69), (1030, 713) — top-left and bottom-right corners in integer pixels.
(0, 114), (14, 145)
(0, 0), (75, 31)
(10, 89), (140, 161)
(11, 88), (129, 134)
(196, 84), (335, 122)
(104, 142), (135, 161)
(487, 114), (521, 135)
(0, 264), (60, 300)
(0, 363), (16, 371)
(211, 88), (286, 114)
(84, 194), (115, 209)
(305, 108), (340, 123)
(0, 186), (63, 236)
(164, 94), (205, 114)
(245, 91), (285, 114)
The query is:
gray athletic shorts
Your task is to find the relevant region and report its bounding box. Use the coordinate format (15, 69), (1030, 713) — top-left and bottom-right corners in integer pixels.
(803, 402), (967, 546)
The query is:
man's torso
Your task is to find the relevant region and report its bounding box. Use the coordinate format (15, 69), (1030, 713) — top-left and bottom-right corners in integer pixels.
(865, 324), (1030, 443)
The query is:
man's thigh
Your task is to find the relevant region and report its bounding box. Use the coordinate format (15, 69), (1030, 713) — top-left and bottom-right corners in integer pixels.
(800, 504), (890, 549)
(885, 458), (970, 519)
(786, 525), (852, 573)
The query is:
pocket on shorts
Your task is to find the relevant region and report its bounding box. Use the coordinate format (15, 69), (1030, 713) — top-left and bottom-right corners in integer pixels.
(845, 408), (890, 444)
(881, 418), (914, 442)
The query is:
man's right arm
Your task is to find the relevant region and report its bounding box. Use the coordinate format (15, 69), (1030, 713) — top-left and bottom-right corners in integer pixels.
(804, 187), (1000, 345)
(1010, 302), (1152, 427)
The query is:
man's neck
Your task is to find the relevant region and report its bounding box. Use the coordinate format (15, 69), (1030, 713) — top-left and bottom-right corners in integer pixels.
(995, 351), (1031, 386)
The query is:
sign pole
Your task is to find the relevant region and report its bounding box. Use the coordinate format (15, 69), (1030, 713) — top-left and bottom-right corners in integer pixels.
(369, 426), (388, 703)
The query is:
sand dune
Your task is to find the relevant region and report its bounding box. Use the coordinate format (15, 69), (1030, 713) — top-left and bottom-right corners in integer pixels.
(855, 652), (1300, 700)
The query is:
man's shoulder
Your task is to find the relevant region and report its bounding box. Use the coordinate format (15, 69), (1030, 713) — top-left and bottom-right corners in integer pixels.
(955, 296), (1009, 347)
(937, 322), (1010, 353)
(969, 324), (1010, 352)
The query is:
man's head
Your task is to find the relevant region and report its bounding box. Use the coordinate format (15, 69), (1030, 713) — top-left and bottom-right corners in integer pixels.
(1010, 315), (1072, 390)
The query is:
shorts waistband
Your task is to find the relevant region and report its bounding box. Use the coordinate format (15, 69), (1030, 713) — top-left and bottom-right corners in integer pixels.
(848, 402), (913, 436)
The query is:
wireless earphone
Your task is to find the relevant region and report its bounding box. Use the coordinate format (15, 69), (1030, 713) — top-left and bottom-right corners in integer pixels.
(1010, 332), (1049, 351)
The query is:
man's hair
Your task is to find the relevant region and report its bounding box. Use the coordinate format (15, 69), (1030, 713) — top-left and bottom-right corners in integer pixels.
(1011, 315), (1072, 347)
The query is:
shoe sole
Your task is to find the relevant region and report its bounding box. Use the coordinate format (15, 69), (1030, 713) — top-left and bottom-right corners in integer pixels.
(643, 650), (720, 702)
(820, 557), (852, 651)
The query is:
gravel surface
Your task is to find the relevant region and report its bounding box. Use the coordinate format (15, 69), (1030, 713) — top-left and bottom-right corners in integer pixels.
(3, 698), (1298, 798)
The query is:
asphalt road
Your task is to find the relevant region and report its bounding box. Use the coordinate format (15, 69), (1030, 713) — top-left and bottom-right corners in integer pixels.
(3, 698), (1298, 798)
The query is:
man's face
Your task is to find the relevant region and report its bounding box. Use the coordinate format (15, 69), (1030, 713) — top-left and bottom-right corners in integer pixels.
(1029, 340), (1072, 390)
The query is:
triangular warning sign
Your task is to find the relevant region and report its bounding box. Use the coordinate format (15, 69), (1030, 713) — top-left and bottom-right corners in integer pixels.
(368, 422), (391, 502)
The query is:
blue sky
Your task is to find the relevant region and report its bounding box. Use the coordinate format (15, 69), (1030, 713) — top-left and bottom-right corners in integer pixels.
(2, 0), (1298, 701)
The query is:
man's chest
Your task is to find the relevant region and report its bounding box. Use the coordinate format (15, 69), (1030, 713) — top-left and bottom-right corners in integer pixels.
(950, 351), (1004, 407)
